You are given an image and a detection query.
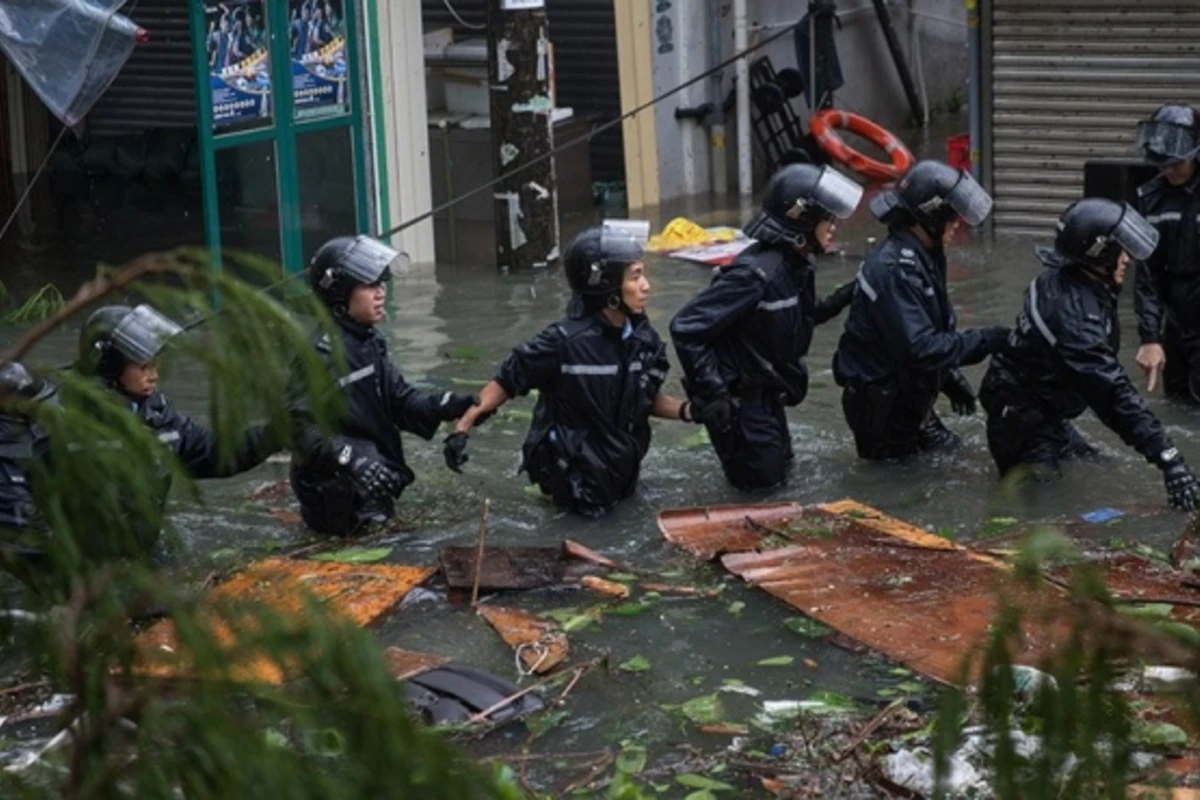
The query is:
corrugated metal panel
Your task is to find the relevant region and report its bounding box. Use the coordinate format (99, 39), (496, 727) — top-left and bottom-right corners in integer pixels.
(88, 0), (197, 136)
(422, 0), (622, 183)
(989, 0), (1200, 236)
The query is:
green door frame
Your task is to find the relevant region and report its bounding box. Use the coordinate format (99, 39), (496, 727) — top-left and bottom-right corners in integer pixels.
(188, 0), (371, 277)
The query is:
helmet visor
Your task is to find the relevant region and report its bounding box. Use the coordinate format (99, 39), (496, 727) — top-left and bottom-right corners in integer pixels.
(600, 219), (650, 264)
(812, 167), (864, 219)
(1134, 120), (1200, 164)
(945, 170), (993, 227)
(1112, 203), (1160, 261)
(340, 236), (410, 284)
(111, 305), (183, 365)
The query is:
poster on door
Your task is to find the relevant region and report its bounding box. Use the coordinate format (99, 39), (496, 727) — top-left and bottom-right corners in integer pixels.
(289, 0), (350, 119)
(204, 0), (272, 129)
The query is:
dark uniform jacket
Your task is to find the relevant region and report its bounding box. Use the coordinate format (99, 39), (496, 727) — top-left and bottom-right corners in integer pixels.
(834, 228), (994, 409)
(289, 317), (451, 531)
(495, 312), (668, 517)
(670, 243), (852, 406)
(0, 390), (56, 537)
(1135, 169), (1200, 342)
(981, 250), (1173, 465)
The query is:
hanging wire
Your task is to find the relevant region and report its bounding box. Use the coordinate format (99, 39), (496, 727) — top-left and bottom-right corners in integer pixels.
(59, 17), (804, 337)
(442, 0), (487, 31)
(0, 126), (68, 247)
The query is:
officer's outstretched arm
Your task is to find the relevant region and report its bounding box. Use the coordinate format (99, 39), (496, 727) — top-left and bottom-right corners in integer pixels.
(813, 280), (856, 326)
(669, 269), (765, 400)
(453, 380), (509, 435)
(1058, 322), (1172, 464)
(870, 270), (1002, 371)
(385, 363), (475, 440)
(175, 413), (279, 479)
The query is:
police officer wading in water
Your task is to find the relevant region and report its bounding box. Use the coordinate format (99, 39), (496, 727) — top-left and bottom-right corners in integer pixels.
(447, 223), (692, 517)
(834, 160), (1010, 461)
(670, 163), (864, 490)
(0, 363), (59, 593)
(1132, 103), (1200, 402)
(978, 198), (1200, 510)
(77, 304), (280, 560)
(290, 236), (478, 537)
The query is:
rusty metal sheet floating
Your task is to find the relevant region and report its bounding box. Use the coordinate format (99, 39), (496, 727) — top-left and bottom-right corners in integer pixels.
(385, 647), (450, 681)
(657, 501), (804, 559)
(135, 558), (435, 684)
(477, 604), (568, 674)
(662, 500), (1050, 685)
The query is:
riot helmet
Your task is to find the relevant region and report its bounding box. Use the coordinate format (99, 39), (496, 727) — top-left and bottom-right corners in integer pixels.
(308, 235), (410, 312)
(744, 163), (863, 253)
(77, 304), (183, 384)
(0, 362), (53, 404)
(1134, 104), (1200, 166)
(563, 221), (649, 318)
(870, 160), (993, 241)
(1053, 198), (1159, 276)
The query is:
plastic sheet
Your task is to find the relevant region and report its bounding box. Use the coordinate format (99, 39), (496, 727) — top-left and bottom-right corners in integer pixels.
(0, 0), (143, 127)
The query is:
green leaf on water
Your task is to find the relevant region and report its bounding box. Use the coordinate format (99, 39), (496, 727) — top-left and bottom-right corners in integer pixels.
(540, 607), (580, 623)
(682, 428), (711, 449)
(607, 572), (638, 582)
(1120, 603), (1175, 620)
(757, 656), (795, 667)
(666, 693), (725, 725)
(675, 773), (734, 791)
(449, 376), (489, 388)
(619, 655), (652, 673)
(895, 681), (925, 694)
(1155, 620), (1200, 647)
(263, 728), (289, 749)
(525, 709), (570, 741)
(311, 546), (392, 564)
(727, 601), (746, 616)
(889, 667), (912, 676)
(684, 792), (718, 800)
(562, 614), (598, 633)
(446, 344), (483, 362)
(609, 602), (652, 616)
(976, 516), (1020, 539)
(784, 617), (832, 638)
(499, 407), (533, 422)
(616, 744), (647, 775)
(1132, 721), (1189, 750)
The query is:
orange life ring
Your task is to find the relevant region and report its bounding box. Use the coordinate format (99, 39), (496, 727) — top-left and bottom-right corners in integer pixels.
(810, 109), (914, 182)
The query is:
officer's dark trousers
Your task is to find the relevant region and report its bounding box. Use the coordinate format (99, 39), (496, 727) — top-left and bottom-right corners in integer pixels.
(291, 441), (404, 537)
(1163, 319), (1200, 404)
(983, 404), (1098, 479)
(841, 384), (958, 461)
(707, 393), (793, 491)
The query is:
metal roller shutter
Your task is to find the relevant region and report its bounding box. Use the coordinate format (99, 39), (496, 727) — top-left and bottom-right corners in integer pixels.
(422, 0), (623, 182)
(986, 0), (1200, 235)
(87, 0), (197, 136)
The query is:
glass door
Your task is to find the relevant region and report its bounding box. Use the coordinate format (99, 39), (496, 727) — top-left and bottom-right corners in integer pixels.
(189, 0), (370, 281)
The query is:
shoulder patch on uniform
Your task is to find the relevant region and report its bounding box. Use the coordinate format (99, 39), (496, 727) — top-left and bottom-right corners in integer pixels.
(315, 333), (332, 353)
(900, 248), (915, 258)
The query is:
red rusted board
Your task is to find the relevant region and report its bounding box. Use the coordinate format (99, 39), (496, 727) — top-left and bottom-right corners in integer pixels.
(477, 604), (568, 674)
(657, 501), (804, 559)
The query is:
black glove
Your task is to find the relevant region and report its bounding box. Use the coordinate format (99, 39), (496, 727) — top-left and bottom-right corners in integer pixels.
(437, 391), (478, 421)
(981, 326), (1012, 354)
(823, 281), (856, 316)
(942, 370), (977, 416)
(443, 432), (470, 473)
(345, 453), (405, 501)
(693, 394), (737, 433)
(1163, 451), (1200, 511)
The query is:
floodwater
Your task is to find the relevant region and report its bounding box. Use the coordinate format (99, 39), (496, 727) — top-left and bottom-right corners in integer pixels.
(0, 119), (1196, 789)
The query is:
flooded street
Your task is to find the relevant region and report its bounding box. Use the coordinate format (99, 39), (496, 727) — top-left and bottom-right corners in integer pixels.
(1, 122), (1196, 789)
